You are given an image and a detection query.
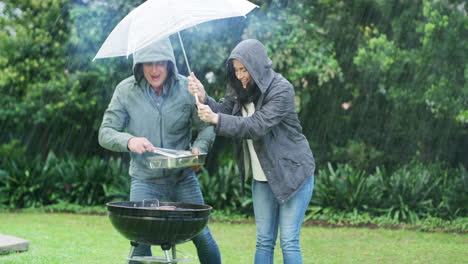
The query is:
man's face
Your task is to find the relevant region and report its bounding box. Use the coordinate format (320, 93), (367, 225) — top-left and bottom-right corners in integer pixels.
(143, 61), (168, 90)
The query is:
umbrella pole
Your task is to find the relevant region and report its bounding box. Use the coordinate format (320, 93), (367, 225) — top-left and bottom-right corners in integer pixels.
(177, 31), (199, 103)
(177, 31), (192, 74)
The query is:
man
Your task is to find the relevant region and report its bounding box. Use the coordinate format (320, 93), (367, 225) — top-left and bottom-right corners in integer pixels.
(98, 37), (221, 264)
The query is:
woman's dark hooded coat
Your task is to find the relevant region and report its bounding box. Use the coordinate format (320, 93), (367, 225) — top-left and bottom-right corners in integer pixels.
(205, 39), (315, 204)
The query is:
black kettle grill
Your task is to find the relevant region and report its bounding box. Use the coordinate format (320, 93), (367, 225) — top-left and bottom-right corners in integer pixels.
(107, 200), (212, 264)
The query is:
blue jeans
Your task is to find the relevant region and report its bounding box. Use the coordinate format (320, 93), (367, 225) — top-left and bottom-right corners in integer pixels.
(129, 169), (221, 264)
(253, 176), (314, 264)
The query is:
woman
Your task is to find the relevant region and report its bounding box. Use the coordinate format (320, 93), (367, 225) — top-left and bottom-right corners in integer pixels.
(188, 39), (315, 264)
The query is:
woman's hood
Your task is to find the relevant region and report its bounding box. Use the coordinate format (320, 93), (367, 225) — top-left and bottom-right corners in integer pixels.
(228, 39), (275, 93)
(132, 37), (178, 86)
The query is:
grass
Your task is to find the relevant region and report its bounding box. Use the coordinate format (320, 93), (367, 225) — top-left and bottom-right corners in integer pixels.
(0, 212), (466, 264)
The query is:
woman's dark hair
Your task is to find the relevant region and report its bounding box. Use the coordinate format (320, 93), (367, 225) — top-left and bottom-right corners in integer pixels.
(226, 59), (261, 105)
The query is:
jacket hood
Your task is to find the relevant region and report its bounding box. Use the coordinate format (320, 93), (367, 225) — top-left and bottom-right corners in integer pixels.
(132, 37), (178, 86)
(228, 39), (275, 93)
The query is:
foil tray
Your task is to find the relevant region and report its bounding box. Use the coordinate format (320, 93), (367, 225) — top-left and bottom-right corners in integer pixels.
(147, 148), (207, 169)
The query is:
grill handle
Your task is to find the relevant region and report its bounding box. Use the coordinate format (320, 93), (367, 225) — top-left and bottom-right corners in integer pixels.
(142, 199), (160, 208)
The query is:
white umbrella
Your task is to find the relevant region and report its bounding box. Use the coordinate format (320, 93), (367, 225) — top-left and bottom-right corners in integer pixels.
(93, 0), (258, 73)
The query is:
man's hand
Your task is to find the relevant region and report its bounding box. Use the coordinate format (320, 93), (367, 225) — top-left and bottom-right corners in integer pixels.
(191, 147), (202, 172)
(196, 101), (219, 125)
(127, 137), (155, 154)
(188, 72), (206, 103)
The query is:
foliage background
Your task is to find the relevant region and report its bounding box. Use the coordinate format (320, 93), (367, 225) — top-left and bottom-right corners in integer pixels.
(0, 0), (466, 222)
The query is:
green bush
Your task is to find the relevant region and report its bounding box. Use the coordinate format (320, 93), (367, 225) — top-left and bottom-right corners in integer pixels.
(312, 163), (380, 212)
(372, 162), (468, 220)
(0, 140), (129, 208)
(1, 138), (466, 225)
(376, 163), (444, 221)
(197, 159), (253, 216)
(439, 164), (468, 218)
(310, 161), (468, 223)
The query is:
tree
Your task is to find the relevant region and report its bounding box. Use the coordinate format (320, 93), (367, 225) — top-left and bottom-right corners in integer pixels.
(0, 0), (137, 157)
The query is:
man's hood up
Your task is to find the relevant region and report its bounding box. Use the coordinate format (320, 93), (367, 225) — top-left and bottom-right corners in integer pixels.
(132, 37), (178, 85)
(228, 39), (275, 93)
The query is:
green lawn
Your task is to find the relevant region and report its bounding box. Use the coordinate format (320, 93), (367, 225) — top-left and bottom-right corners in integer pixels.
(0, 212), (466, 264)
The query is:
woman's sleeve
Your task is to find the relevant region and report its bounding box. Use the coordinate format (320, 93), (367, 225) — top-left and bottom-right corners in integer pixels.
(215, 83), (295, 140)
(204, 95), (236, 115)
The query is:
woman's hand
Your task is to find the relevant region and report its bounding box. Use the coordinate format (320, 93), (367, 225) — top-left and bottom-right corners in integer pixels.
(196, 102), (219, 125)
(127, 137), (155, 154)
(187, 72), (206, 103)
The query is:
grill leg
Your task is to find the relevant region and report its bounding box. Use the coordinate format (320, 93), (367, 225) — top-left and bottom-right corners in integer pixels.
(164, 249), (172, 263)
(126, 245), (136, 264)
(172, 245), (177, 260)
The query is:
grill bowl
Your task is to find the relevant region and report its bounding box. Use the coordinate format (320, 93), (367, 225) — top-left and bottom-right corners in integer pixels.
(106, 201), (211, 246)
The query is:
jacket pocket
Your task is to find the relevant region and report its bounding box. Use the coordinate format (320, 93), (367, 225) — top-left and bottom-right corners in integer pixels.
(171, 104), (192, 131)
(279, 157), (302, 188)
(280, 157), (301, 168)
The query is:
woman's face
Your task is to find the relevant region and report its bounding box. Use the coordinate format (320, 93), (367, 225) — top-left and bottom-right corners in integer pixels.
(143, 61), (168, 90)
(233, 59), (250, 88)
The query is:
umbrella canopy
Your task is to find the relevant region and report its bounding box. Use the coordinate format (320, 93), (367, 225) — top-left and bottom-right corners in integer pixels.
(93, 0), (258, 60)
